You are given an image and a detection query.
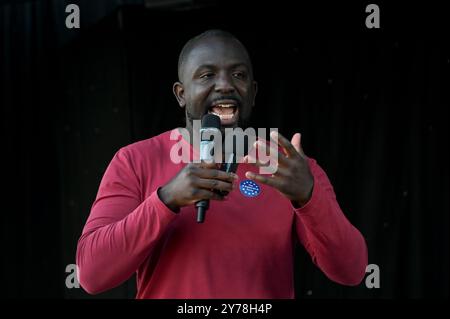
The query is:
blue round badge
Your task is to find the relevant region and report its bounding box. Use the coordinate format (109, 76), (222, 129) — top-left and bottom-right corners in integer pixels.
(239, 179), (261, 197)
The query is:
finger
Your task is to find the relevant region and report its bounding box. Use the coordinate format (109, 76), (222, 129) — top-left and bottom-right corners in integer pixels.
(244, 153), (290, 175)
(194, 177), (234, 193)
(271, 165), (290, 176)
(291, 133), (300, 153)
(194, 166), (238, 183)
(245, 171), (282, 189)
(253, 140), (289, 166)
(191, 189), (225, 202)
(270, 131), (300, 158)
(245, 157), (278, 174)
(197, 161), (220, 169)
(291, 133), (306, 157)
(188, 162), (218, 171)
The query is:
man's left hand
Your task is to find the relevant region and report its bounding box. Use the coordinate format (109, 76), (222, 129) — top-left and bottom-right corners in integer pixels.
(243, 131), (314, 207)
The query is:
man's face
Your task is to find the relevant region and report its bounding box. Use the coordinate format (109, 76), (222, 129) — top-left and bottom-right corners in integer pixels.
(174, 36), (257, 130)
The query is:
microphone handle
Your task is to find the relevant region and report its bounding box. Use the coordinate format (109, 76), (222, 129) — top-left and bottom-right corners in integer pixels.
(196, 199), (209, 223)
(195, 153), (236, 224)
(216, 153), (238, 197)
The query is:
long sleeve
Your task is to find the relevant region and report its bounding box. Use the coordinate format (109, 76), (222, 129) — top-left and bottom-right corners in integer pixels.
(76, 149), (177, 294)
(294, 158), (368, 286)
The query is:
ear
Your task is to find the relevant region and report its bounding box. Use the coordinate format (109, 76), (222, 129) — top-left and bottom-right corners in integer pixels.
(251, 80), (258, 107)
(173, 82), (186, 108)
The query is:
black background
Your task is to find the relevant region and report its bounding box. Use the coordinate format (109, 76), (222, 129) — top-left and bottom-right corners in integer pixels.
(1, 0), (448, 299)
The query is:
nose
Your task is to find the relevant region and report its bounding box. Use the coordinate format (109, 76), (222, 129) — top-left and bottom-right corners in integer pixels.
(214, 72), (235, 94)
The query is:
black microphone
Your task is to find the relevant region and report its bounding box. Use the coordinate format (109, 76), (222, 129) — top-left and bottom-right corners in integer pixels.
(196, 114), (221, 223)
(216, 153), (239, 197)
(216, 132), (249, 196)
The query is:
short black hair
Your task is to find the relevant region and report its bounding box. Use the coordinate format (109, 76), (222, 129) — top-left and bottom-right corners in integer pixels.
(177, 29), (253, 81)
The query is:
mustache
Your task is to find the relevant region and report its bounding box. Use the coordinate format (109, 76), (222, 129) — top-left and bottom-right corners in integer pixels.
(209, 96), (241, 106)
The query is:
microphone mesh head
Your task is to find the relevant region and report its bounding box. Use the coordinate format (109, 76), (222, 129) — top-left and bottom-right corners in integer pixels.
(201, 114), (221, 129)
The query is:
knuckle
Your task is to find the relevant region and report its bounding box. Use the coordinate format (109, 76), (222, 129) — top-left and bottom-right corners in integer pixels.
(188, 176), (197, 186)
(210, 180), (218, 188)
(185, 165), (194, 175)
(190, 188), (199, 197)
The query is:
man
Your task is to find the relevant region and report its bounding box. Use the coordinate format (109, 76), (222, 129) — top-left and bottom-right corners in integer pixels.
(76, 30), (368, 298)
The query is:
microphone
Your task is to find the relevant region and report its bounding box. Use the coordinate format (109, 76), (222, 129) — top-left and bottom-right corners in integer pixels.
(216, 131), (249, 196)
(216, 153), (239, 197)
(196, 114), (221, 223)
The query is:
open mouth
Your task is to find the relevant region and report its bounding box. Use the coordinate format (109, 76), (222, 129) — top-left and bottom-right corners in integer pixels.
(207, 100), (239, 125)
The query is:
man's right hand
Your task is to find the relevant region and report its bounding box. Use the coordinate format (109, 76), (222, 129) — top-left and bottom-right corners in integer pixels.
(157, 162), (238, 212)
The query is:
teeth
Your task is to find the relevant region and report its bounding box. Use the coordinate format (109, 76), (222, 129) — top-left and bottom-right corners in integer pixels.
(209, 112), (233, 120)
(215, 104), (235, 108)
(208, 103), (237, 122)
(208, 111), (235, 120)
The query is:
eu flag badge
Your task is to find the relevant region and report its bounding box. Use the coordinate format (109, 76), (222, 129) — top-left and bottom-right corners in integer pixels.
(239, 179), (261, 197)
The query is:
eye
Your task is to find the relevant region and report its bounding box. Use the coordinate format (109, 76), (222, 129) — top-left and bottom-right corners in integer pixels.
(232, 71), (247, 79)
(200, 72), (214, 79)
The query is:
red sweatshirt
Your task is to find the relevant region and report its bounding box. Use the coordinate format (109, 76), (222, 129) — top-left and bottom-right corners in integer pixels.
(76, 129), (368, 298)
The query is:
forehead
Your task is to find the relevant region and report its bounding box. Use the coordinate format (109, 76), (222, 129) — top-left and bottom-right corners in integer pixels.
(184, 37), (251, 73)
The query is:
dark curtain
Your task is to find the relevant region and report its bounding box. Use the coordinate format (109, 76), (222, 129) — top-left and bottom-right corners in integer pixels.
(1, 0), (448, 298)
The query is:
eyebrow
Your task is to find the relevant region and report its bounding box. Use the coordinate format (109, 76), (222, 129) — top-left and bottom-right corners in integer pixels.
(194, 63), (249, 73)
(194, 64), (216, 71)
